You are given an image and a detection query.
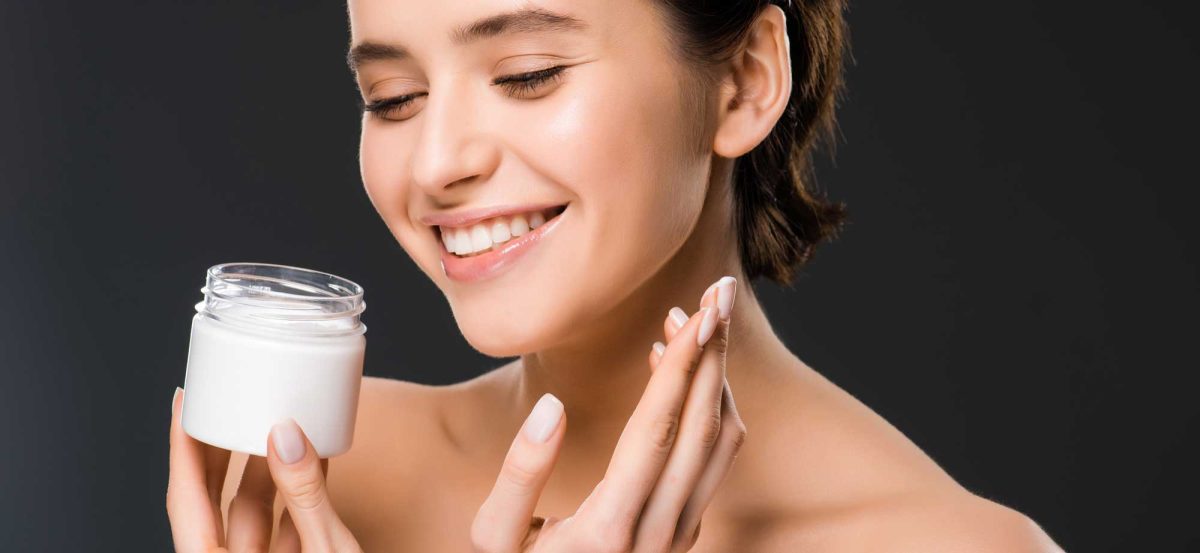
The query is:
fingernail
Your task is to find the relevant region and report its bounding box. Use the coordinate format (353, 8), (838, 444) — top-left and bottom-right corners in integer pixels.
(668, 306), (689, 330)
(700, 282), (717, 308)
(271, 418), (306, 464)
(716, 276), (737, 321)
(172, 386), (182, 414)
(697, 306), (719, 346)
(652, 341), (666, 357)
(523, 393), (564, 444)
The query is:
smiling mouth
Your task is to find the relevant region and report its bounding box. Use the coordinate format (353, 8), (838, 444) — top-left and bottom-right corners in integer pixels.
(438, 204), (568, 258)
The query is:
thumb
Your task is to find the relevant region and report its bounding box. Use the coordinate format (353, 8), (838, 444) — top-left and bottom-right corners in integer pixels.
(267, 418), (354, 551)
(471, 393), (566, 552)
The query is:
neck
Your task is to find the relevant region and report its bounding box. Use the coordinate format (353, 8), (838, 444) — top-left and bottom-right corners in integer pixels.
(513, 170), (794, 454)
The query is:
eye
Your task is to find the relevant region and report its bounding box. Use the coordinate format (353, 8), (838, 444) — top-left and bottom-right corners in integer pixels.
(492, 64), (569, 97)
(361, 92), (424, 122)
(361, 65), (569, 122)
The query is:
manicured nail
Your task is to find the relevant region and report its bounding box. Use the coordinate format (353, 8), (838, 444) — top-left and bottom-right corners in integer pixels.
(668, 307), (689, 330)
(716, 276), (737, 321)
(700, 282), (717, 308)
(652, 341), (666, 357)
(172, 386), (182, 414)
(697, 306), (719, 346)
(523, 393), (564, 444)
(271, 418), (306, 464)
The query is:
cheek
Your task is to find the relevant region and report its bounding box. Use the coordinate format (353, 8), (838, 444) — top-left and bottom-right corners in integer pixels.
(359, 124), (441, 278)
(495, 64), (702, 327)
(543, 66), (702, 268)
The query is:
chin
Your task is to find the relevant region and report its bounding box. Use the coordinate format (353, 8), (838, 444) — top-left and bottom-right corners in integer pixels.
(457, 316), (549, 359)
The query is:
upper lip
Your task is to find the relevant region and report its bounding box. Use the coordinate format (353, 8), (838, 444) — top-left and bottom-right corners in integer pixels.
(419, 202), (568, 228)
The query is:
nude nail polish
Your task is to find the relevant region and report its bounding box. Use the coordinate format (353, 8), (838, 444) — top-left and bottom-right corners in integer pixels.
(668, 307), (689, 330)
(700, 282), (717, 308)
(716, 276), (737, 321)
(697, 306), (719, 347)
(523, 393), (564, 443)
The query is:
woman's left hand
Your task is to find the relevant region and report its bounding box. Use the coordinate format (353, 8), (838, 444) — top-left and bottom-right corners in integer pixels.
(167, 387), (364, 552)
(470, 277), (745, 553)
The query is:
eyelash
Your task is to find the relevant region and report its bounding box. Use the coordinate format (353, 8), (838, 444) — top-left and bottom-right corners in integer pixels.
(361, 65), (569, 122)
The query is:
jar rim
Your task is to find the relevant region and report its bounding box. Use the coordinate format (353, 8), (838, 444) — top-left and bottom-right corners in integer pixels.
(208, 262), (364, 302)
(197, 262), (367, 337)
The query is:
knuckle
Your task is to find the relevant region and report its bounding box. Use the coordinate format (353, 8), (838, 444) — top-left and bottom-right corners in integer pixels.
(229, 490), (273, 518)
(730, 420), (748, 451)
(283, 472), (328, 512)
(468, 519), (502, 553)
(578, 522), (633, 553)
(689, 518), (704, 546)
(649, 413), (681, 453)
(164, 482), (186, 521)
(499, 454), (544, 491)
(700, 409), (723, 450)
(164, 491), (178, 520)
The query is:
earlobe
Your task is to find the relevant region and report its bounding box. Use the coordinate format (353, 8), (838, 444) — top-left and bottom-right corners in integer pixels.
(712, 5), (793, 159)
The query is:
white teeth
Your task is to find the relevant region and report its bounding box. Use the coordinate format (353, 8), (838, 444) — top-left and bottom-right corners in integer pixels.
(490, 221), (511, 243)
(439, 205), (564, 257)
(470, 225), (492, 251)
(510, 214), (528, 237)
(453, 228), (472, 255)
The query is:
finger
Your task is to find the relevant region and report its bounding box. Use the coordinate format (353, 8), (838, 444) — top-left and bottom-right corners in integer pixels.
(270, 509), (301, 553)
(471, 393), (566, 553)
(580, 305), (718, 534)
(166, 386), (226, 553)
(270, 463), (322, 553)
(226, 454), (277, 552)
(673, 380), (746, 549)
(205, 444), (232, 541)
(649, 341), (666, 372)
(650, 279), (721, 371)
(266, 418), (357, 551)
(634, 278), (735, 551)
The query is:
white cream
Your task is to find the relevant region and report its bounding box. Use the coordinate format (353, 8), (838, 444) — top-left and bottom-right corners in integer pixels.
(180, 263), (366, 458)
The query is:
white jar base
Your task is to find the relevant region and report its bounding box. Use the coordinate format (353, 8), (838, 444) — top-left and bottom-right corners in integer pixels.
(181, 313), (365, 457)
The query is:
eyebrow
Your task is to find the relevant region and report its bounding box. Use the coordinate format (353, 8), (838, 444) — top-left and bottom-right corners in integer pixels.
(346, 6), (587, 71)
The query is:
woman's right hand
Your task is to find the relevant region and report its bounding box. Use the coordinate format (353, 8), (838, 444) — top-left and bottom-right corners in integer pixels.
(166, 387), (364, 552)
(470, 276), (745, 553)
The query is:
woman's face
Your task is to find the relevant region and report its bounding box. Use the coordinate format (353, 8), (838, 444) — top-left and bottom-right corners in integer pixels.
(349, 0), (714, 357)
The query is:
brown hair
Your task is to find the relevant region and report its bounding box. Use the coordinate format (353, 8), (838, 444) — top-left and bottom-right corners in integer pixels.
(652, 0), (851, 285)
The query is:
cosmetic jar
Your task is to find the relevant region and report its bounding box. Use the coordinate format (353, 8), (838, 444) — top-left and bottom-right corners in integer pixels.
(181, 262), (367, 457)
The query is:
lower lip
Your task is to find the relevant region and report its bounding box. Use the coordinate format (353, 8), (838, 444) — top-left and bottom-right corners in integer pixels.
(439, 205), (569, 283)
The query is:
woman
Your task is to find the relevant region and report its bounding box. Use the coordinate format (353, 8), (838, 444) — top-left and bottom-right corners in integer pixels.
(167, 0), (1063, 550)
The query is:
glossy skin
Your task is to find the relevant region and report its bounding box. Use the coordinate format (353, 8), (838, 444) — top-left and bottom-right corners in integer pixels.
(167, 0), (1064, 550)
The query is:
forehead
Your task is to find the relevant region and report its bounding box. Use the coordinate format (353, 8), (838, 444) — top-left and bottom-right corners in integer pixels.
(347, 0), (652, 55)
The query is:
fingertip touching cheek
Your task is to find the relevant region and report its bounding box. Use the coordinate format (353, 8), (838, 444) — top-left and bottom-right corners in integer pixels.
(349, 0), (716, 357)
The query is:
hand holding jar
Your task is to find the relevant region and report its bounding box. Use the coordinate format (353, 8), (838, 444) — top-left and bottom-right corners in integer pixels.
(166, 262), (368, 552)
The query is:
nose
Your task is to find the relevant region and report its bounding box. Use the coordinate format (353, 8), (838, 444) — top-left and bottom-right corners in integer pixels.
(409, 76), (501, 197)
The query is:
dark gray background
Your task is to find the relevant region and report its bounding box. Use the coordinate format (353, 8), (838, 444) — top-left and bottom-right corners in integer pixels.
(2, 1), (1196, 551)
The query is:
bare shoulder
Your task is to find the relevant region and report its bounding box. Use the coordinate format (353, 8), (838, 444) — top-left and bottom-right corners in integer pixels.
(324, 376), (446, 503)
(330, 367), (518, 490)
(738, 488), (1062, 552)
(716, 356), (1062, 551)
(323, 372), (506, 540)
(849, 491), (1064, 552)
(332, 374), (487, 485)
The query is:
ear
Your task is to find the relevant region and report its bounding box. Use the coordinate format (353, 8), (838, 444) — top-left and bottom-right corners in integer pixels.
(712, 5), (793, 159)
